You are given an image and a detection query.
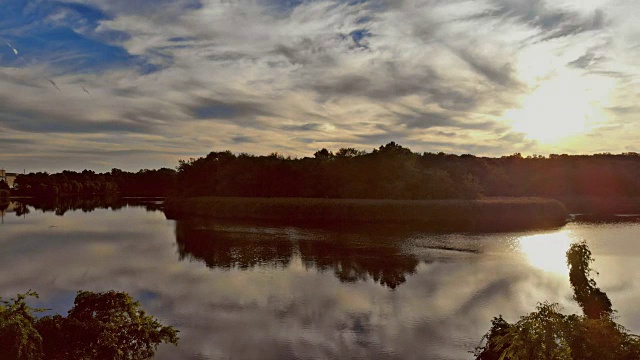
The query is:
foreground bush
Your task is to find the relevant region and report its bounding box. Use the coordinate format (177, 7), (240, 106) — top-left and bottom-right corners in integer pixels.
(0, 290), (178, 360)
(474, 242), (640, 360)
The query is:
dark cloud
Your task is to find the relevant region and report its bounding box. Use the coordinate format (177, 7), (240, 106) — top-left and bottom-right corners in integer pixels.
(539, 9), (607, 41)
(309, 63), (442, 102)
(607, 106), (640, 115)
(206, 51), (256, 62)
(454, 49), (519, 87)
(272, 36), (342, 68)
(428, 89), (480, 112)
(0, 137), (34, 145)
(460, 1), (608, 44)
(391, 105), (500, 132)
(568, 52), (601, 69)
(187, 98), (277, 129)
(0, 109), (152, 134)
(58, 148), (193, 157)
(231, 135), (258, 144)
(394, 111), (452, 129)
(310, 74), (372, 97)
(281, 123), (326, 131)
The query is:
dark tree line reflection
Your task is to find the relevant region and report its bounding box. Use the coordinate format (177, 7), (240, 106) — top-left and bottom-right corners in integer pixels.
(175, 220), (420, 289)
(176, 222), (294, 270)
(3, 197), (162, 217)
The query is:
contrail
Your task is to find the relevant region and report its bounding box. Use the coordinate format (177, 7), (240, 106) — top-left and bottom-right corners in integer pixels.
(6, 43), (18, 56)
(48, 79), (62, 92)
(82, 86), (91, 95)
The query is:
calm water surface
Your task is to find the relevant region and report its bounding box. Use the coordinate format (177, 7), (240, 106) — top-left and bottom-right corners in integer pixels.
(1, 203), (639, 359)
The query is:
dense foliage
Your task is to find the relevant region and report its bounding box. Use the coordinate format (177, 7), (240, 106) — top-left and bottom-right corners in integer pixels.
(566, 242), (613, 320)
(0, 290), (178, 360)
(10, 142), (640, 203)
(474, 242), (640, 360)
(176, 143), (640, 201)
(0, 181), (9, 198)
(12, 169), (176, 198)
(177, 143), (481, 199)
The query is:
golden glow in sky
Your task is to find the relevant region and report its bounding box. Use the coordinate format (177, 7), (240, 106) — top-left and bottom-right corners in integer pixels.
(506, 71), (615, 144)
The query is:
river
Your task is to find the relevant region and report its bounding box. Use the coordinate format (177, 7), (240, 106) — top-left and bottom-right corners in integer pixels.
(0, 201), (638, 359)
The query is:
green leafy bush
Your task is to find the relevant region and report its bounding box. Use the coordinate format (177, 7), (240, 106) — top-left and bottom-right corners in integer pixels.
(0, 290), (178, 360)
(474, 242), (640, 360)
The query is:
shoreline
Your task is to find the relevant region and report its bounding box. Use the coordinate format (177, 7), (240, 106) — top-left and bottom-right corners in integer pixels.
(557, 196), (640, 214)
(163, 196), (569, 232)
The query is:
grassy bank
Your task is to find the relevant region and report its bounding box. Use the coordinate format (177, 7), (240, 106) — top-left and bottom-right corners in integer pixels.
(164, 197), (568, 232)
(558, 196), (640, 214)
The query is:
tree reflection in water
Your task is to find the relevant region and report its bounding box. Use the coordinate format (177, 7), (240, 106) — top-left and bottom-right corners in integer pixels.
(8, 197), (162, 217)
(175, 222), (295, 270)
(175, 220), (420, 289)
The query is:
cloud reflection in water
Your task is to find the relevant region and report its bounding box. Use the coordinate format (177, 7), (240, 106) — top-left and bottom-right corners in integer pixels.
(0, 206), (638, 359)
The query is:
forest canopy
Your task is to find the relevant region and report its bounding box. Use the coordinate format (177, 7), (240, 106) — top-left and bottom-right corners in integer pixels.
(11, 142), (640, 202)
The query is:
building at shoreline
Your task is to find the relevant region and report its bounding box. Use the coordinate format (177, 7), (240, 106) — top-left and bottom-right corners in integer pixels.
(0, 169), (17, 188)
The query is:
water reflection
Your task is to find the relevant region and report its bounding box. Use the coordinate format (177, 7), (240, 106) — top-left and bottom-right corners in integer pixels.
(4, 197), (163, 217)
(176, 221), (294, 269)
(0, 204), (639, 359)
(176, 220), (420, 289)
(517, 231), (573, 275)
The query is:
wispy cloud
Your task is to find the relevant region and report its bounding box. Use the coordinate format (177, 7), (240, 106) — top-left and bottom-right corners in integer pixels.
(0, 0), (639, 171)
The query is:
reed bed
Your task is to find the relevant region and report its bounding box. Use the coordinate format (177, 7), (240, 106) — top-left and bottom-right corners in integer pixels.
(164, 196), (568, 232)
(559, 196), (640, 214)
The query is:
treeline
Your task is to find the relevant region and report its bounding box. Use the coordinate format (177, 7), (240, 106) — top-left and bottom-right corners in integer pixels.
(177, 142), (482, 199)
(176, 142), (640, 201)
(11, 142), (640, 202)
(12, 168), (176, 197)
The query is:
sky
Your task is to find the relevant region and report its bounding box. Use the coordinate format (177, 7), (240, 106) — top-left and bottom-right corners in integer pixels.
(0, 0), (639, 172)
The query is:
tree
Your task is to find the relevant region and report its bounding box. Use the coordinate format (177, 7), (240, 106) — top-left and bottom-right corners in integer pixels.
(313, 148), (333, 160)
(566, 241), (612, 319)
(335, 148), (366, 158)
(0, 291), (43, 360)
(0, 290), (178, 360)
(474, 243), (640, 360)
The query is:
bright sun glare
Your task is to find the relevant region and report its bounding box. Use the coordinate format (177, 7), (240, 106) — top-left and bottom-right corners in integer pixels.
(506, 71), (612, 144)
(518, 231), (574, 275)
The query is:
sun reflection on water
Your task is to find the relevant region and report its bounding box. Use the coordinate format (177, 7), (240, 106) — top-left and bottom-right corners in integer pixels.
(517, 231), (574, 275)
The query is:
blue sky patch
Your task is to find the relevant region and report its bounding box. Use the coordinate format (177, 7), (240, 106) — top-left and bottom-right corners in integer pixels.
(349, 29), (372, 47)
(0, 0), (154, 74)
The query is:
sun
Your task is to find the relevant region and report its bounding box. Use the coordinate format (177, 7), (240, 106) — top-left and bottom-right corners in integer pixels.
(505, 71), (611, 144)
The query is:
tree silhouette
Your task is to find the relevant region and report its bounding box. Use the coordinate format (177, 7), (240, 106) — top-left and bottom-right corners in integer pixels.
(566, 241), (612, 319)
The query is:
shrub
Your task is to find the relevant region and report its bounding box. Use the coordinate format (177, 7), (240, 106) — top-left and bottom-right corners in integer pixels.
(474, 243), (640, 360)
(0, 290), (178, 360)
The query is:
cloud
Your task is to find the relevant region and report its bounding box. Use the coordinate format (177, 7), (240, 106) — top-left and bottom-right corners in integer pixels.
(0, 0), (639, 171)
(0, 109), (152, 134)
